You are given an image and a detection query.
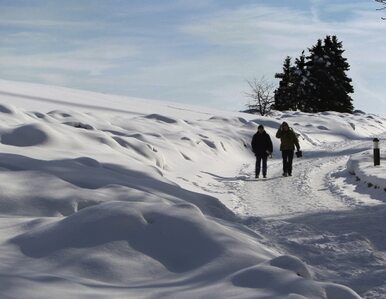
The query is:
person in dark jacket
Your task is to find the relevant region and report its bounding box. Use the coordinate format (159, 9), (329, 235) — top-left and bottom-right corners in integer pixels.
(275, 121), (300, 177)
(251, 125), (273, 178)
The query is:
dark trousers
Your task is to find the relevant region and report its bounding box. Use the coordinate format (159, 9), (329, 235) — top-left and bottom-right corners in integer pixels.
(255, 154), (267, 177)
(282, 150), (294, 175)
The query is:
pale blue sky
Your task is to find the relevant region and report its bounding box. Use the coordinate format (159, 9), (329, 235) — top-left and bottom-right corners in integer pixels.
(1, 0), (386, 114)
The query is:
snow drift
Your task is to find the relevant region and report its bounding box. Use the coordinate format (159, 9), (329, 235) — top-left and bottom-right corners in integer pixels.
(0, 79), (381, 298)
(347, 148), (386, 190)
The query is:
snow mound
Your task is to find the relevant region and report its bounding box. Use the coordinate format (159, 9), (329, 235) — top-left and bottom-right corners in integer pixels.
(231, 262), (360, 299)
(272, 110), (386, 145)
(269, 255), (312, 279)
(112, 136), (166, 168)
(9, 200), (360, 298)
(63, 121), (94, 130)
(201, 138), (217, 149)
(10, 200), (263, 276)
(47, 110), (72, 118)
(208, 116), (250, 126)
(347, 149), (386, 191)
(323, 283), (363, 299)
(145, 113), (179, 124)
(28, 111), (46, 119)
(0, 104), (15, 114)
(1, 123), (49, 147)
(74, 156), (101, 168)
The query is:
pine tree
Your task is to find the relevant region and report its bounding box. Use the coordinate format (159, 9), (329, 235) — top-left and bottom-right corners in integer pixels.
(293, 51), (310, 112)
(273, 35), (354, 113)
(274, 56), (297, 111)
(305, 39), (330, 112)
(325, 35), (354, 113)
(306, 36), (354, 113)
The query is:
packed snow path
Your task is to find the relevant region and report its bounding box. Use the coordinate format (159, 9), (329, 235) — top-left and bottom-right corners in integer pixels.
(224, 139), (386, 298)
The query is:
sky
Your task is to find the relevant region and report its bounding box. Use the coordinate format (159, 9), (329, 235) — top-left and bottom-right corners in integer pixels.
(1, 0), (386, 115)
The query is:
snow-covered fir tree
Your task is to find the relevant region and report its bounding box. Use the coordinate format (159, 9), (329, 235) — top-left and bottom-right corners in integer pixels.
(323, 35), (354, 113)
(305, 38), (330, 112)
(293, 51), (311, 112)
(274, 35), (354, 113)
(306, 36), (353, 113)
(273, 56), (297, 111)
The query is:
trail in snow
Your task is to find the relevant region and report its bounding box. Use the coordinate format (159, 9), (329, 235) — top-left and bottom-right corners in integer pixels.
(221, 139), (386, 298)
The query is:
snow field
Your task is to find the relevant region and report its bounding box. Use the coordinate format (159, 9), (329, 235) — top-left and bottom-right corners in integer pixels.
(1, 79), (385, 298)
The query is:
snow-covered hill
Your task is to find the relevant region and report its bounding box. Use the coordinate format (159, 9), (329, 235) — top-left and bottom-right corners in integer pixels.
(1, 79), (385, 298)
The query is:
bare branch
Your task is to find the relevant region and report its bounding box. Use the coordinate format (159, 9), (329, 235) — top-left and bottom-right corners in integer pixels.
(375, 0), (386, 18)
(244, 76), (276, 116)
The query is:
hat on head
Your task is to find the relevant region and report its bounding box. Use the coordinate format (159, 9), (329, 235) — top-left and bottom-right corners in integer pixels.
(258, 125), (264, 129)
(282, 122), (289, 127)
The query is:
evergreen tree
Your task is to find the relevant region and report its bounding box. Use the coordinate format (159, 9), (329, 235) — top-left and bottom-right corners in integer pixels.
(305, 39), (330, 112)
(273, 35), (354, 113)
(306, 36), (354, 113)
(293, 51), (310, 112)
(325, 35), (354, 113)
(274, 56), (297, 111)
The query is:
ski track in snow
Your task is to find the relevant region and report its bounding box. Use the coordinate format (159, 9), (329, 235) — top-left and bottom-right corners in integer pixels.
(218, 139), (386, 299)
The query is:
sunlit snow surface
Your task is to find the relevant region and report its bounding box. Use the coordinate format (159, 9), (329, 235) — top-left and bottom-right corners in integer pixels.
(1, 79), (385, 298)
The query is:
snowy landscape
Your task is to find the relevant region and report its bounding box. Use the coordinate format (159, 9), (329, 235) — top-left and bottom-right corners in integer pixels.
(0, 79), (386, 298)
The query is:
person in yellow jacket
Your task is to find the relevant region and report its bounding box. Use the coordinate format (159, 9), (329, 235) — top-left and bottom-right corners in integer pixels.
(276, 121), (300, 177)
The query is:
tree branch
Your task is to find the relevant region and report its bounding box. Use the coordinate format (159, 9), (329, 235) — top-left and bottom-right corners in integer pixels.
(244, 77), (276, 116)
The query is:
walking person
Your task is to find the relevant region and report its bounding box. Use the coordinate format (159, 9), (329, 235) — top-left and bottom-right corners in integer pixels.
(251, 125), (273, 179)
(276, 121), (300, 177)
